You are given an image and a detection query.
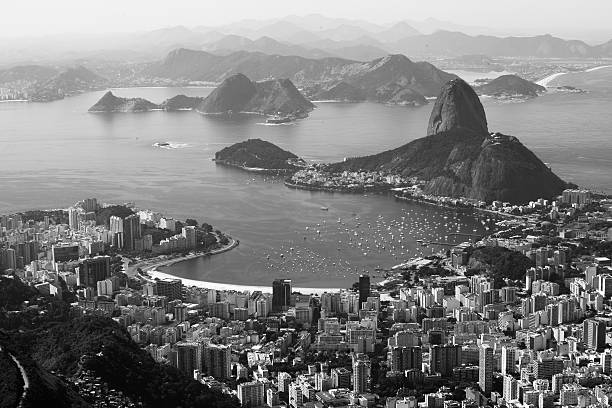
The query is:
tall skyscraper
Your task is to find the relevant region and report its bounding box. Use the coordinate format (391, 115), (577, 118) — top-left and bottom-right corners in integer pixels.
(176, 342), (202, 376)
(503, 374), (518, 401)
(5, 248), (16, 270)
(272, 278), (291, 312)
(68, 207), (80, 230)
(77, 256), (111, 288)
(583, 319), (606, 351)
(237, 381), (264, 407)
(352, 355), (371, 394)
(289, 382), (303, 408)
(123, 214), (142, 252)
(388, 346), (422, 372)
(479, 345), (493, 396)
(109, 216), (124, 249)
(359, 274), (370, 308)
(501, 346), (517, 375)
(203, 344), (231, 379)
(429, 344), (462, 377)
(182, 226), (197, 250)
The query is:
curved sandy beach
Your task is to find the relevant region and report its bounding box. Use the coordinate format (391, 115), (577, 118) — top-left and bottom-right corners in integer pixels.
(146, 269), (344, 295)
(135, 237), (345, 295)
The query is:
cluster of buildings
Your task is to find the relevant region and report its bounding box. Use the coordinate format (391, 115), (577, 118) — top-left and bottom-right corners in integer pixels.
(0, 198), (209, 302)
(288, 168), (411, 192)
(3, 189), (612, 408)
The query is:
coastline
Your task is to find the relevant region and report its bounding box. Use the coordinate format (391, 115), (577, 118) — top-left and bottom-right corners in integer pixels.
(146, 269), (344, 295)
(136, 236), (344, 294)
(213, 159), (295, 174)
(393, 193), (521, 219)
(284, 180), (388, 194)
(128, 236), (239, 276)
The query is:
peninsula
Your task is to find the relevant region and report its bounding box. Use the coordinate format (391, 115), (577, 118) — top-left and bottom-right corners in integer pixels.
(289, 78), (567, 204)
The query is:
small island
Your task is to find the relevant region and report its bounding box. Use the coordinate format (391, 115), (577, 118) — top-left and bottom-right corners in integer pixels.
(88, 74), (314, 122)
(88, 91), (161, 112)
(214, 138), (305, 173)
(475, 74), (546, 99)
(88, 91), (205, 113)
(197, 73), (314, 120)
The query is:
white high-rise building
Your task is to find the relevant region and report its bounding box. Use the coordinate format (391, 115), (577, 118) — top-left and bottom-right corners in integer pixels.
(68, 207), (80, 230)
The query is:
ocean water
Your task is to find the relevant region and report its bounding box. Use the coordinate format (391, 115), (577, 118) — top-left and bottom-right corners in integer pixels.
(1, 86), (611, 287)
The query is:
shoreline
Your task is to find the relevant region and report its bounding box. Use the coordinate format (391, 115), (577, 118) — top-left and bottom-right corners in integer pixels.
(129, 236), (239, 276)
(145, 269), (344, 295)
(214, 159), (296, 174)
(284, 180), (388, 194)
(393, 194), (521, 219)
(137, 236), (345, 294)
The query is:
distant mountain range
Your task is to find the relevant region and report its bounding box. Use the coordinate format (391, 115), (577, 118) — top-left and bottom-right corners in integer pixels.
(390, 31), (612, 58)
(147, 50), (456, 105)
(144, 28), (612, 61)
(328, 78), (566, 203)
(3, 14), (612, 66)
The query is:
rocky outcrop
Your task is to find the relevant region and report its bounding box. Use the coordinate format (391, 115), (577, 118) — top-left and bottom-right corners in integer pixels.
(329, 79), (566, 203)
(197, 74), (314, 116)
(427, 78), (488, 136)
(88, 91), (160, 112)
(476, 74), (546, 98)
(214, 138), (304, 171)
(160, 94), (204, 110)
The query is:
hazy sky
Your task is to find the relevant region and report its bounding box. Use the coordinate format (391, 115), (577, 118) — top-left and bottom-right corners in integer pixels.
(3, 0), (611, 40)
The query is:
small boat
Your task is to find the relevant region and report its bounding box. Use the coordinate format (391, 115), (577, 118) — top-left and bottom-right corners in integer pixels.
(320, 206), (329, 211)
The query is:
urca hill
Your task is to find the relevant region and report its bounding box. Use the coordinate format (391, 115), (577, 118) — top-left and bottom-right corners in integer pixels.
(329, 78), (566, 203)
(214, 138), (304, 172)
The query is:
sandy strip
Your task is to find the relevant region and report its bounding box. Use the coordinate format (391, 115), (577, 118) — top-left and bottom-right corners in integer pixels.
(147, 269), (344, 295)
(537, 72), (567, 87)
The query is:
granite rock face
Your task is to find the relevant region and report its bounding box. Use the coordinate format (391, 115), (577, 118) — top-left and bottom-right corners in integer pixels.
(427, 78), (488, 136)
(330, 79), (566, 203)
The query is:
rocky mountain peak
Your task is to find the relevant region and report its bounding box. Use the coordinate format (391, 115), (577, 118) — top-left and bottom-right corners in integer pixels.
(427, 78), (488, 136)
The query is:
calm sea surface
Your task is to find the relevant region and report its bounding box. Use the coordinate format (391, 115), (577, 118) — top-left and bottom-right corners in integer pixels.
(1, 85), (611, 287)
